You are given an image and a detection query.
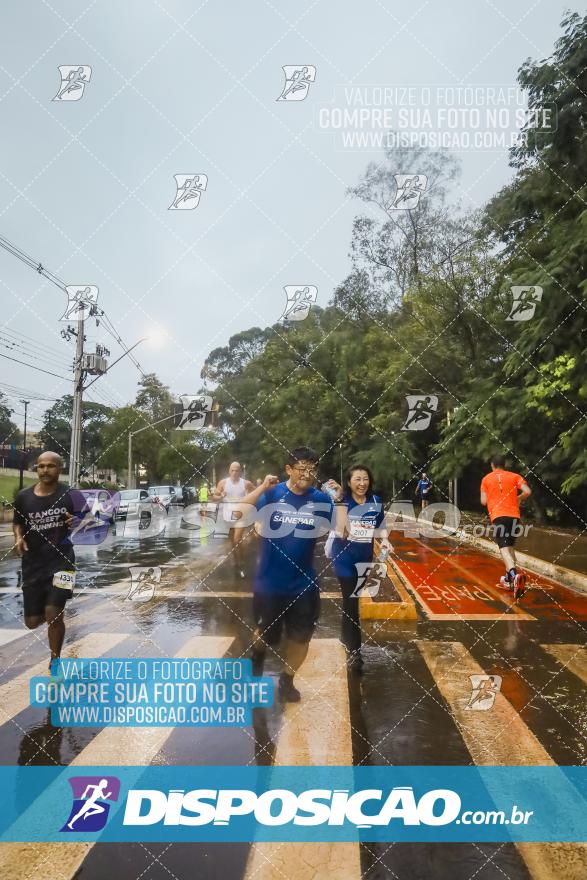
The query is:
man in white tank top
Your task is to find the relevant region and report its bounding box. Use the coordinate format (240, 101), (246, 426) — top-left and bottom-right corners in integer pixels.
(211, 462), (254, 578)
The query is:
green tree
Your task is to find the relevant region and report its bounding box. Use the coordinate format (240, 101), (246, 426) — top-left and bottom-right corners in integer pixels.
(0, 394), (20, 447)
(435, 11), (587, 519)
(39, 396), (112, 469)
(100, 376), (221, 485)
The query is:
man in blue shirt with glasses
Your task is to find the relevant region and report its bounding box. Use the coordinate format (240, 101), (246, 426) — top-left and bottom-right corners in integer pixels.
(239, 446), (336, 702)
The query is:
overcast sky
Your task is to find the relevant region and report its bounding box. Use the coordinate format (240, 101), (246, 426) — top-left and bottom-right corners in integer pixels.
(0, 0), (575, 436)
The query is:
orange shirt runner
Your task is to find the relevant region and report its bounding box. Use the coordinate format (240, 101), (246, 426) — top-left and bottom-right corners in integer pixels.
(480, 469), (529, 521)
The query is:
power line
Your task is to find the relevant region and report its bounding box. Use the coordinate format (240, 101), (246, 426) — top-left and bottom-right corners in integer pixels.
(0, 233), (68, 292)
(0, 381), (59, 401)
(0, 335), (71, 372)
(1, 231), (147, 484)
(85, 387), (119, 409)
(6, 409), (43, 422)
(0, 234), (146, 381)
(0, 391), (58, 404)
(100, 311), (145, 376)
(0, 350), (69, 381)
(0, 326), (70, 362)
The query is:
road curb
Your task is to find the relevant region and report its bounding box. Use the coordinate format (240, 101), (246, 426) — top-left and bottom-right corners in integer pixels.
(359, 540), (419, 620)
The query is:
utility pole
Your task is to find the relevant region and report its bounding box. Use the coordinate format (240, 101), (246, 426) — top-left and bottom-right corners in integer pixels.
(68, 315), (85, 487)
(66, 311), (112, 487)
(18, 399), (29, 490)
(0, 236), (145, 489)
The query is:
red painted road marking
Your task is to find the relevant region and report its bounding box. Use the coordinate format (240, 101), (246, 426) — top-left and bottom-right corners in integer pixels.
(390, 532), (587, 621)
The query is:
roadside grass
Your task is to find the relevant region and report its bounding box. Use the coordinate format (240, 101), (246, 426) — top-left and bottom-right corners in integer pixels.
(0, 474), (36, 509)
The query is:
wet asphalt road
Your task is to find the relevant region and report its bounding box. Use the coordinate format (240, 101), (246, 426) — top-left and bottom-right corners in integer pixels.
(0, 510), (585, 879)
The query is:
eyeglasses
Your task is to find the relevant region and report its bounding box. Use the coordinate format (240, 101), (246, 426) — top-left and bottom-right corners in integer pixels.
(292, 464), (318, 475)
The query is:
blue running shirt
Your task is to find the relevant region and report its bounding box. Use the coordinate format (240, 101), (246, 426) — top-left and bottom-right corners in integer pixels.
(254, 482), (334, 594)
(331, 494), (384, 579)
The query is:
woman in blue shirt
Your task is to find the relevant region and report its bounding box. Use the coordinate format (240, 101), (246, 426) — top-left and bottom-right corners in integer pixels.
(331, 464), (391, 670)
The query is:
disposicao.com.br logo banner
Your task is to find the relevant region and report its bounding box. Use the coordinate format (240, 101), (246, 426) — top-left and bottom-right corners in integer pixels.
(0, 766), (585, 843)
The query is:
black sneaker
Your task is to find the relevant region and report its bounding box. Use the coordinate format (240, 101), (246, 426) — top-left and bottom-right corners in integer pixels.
(251, 649), (265, 677)
(278, 672), (301, 702)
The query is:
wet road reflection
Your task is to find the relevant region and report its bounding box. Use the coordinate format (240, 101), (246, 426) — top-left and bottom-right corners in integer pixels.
(0, 521), (585, 879)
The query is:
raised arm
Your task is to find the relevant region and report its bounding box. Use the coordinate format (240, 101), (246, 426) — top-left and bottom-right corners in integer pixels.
(240, 474), (279, 507)
(209, 478), (226, 502)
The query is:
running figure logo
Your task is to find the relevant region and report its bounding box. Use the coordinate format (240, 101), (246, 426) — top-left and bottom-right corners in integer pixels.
(402, 395), (439, 431)
(281, 286), (318, 322)
(507, 286), (543, 321)
(169, 174), (208, 210)
(60, 286), (98, 322)
(464, 674), (502, 711)
(53, 66), (92, 101)
(70, 491), (119, 546)
(276, 66), (316, 101)
(60, 775), (120, 832)
(350, 562), (387, 598)
(126, 566), (161, 602)
(176, 394), (213, 430)
(391, 174), (428, 210)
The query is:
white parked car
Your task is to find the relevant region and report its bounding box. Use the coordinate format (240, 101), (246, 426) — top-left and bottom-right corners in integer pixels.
(115, 489), (155, 529)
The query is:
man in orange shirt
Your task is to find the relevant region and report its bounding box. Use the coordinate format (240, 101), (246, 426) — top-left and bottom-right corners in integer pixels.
(480, 454), (532, 600)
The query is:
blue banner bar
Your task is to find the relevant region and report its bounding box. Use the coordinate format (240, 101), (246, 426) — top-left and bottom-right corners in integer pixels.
(0, 766), (585, 842)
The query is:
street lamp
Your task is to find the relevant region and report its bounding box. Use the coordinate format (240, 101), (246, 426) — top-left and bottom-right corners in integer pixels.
(127, 398), (219, 488)
(446, 406), (460, 508)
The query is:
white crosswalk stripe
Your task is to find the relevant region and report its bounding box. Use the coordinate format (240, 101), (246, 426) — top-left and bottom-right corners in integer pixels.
(0, 631), (129, 722)
(243, 638), (361, 880)
(541, 644), (587, 686)
(417, 640), (587, 880)
(0, 634), (232, 880)
(0, 628), (30, 648)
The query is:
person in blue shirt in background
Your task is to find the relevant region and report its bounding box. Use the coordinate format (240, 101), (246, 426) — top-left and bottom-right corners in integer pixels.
(415, 471), (433, 509)
(331, 464), (391, 670)
(239, 446), (336, 702)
